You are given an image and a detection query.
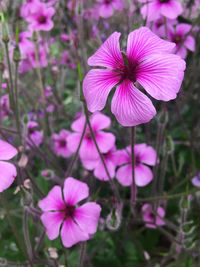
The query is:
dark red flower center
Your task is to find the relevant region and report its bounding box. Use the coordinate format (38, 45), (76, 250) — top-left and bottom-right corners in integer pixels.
(28, 126), (37, 135)
(173, 34), (182, 44)
(64, 204), (75, 218)
(159, 0), (170, 3)
(38, 15), (47, 24)
(85, 130), (92, 140)
(120, 53), (138, 83)
(104, 0), (112, 4)
(59, 139), (66, 147)
(149, 212), (155, 220)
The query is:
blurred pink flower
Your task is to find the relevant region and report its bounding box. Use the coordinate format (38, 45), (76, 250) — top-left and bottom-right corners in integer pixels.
(116, 143), (156, 187)
(38, 177), (101, 247)
(52, 130), (73, 158)
(191, 172), (200, 187)
(27, 121), (43, 148)
(20, 0), (40, 18)
(142, 203), (165, 228)
(67, 112), (115, 167)
(83, 27), (186, 126)
(96, 0), (123, 18)
(0, 139), (18, 192)
(1, 94), (10, 119)
(140, 0), (183, 21)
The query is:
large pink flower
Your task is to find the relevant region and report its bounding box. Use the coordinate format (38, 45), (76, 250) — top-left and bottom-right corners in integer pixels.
(67, 112), (115, 168)
(0, 139), (18, 192)
(96, 0), (123, 18)
(83, 27), (186, 126)
(140, 0), (183, 21)
(116, 143), (156, 186)
(38, 177), (101, 248)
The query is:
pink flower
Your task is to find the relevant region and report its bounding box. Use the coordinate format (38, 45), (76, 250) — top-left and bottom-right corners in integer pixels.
(38, 177), (101, 247)
(67, 112), (115, 168)
(142, 203), (165, 228)
(27, 2), (55, 32)
(52, 130), (72, 158)
(1, 94), (10, 119)
(140, 0), (183, 21)
(165, 23), (195, 59)
(191, 172), (200, 187)
(0, 139), (18, 192)
(96, 0), (123, 18)
(27, 121), (43, 148)
(20, 0), (40, 19)
(83, 27), (186, 126)
(116, 143), (156, 186)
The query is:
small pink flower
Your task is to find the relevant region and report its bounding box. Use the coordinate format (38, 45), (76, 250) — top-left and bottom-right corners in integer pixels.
(52, 130), (72, 158)
(1, 94), (10, 119)
(96, 0), (123, 18)
(142, 203), (165, 229)
(27, 121), (43, 148)
(191, 172), (200, 187)
(67, 112), (115, 168)
(83, 27), (186, 126)
(0, 139), (18, 192)
(116, 143), (156, 186)
(140, 0), (183, 21)
(38, 177), (101, 248)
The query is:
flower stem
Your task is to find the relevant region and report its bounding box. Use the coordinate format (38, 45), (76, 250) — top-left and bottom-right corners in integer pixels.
(78, 242), (86, 267)
(130, 126), (137, 204)
(14, 61), (21, 143)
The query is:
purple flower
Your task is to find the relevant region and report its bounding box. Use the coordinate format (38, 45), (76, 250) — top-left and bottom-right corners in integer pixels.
(140, 0), (183, 21)
(96, 0), (123, 18)
(0, 139), (18, 192)
(142, 203), (165, 229)
(116, 143), (156, 187)
(191, 172), (200, 187)
(52, 130), (73, 158)
(38, 177), (101, 248)
(67, 112), (115, 169)
(83, 27), (186, 126)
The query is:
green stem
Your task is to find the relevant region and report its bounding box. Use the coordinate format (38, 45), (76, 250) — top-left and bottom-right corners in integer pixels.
(14, 62), (21, 142)
(78, 242), (86, 267)
(5, 42), (14, 109)
(130, 126), (137, 204)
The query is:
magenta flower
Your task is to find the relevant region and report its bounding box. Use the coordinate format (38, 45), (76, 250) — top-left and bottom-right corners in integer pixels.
(191, 172), (200, 187)
(27, 2), (55, 32)
(27, 121), (43, 148)
(20, 0), (40, 19)
(116, 143), (156, 186)
(142, 203), (165, 229)
(67, 112), (115, 169)
(96, 0), (123, 18)
(83, 27), (186, 126)
(0, 139), (18, 192)
(140, 0), (183, 21)
(52, 130), (72, 158)
(165, 23), (195, 59)
(38, 177), (101, 248)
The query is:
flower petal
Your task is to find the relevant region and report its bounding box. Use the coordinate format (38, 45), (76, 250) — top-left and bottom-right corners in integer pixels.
(71, 116), (86, 132)
(0, 140), (18, 160)
(74, 202), (101, 234)
(116, 164), (132, 186)
(88, 32), (124, 69)
(96, 131), (116, 153)
(140, 2), (160, 22)
(90, 112), (112, 131)
(160, 1), (183, 19)
(83, 69), (121, 113)
(184, 36), (195, 51)
(61, 218), (89, 248)
(63, 177), (89, 205)
(94, 159), (115, 181)
(135, 144), (156, 166)
(99, 3), (114, 18)
(0, 161), (17, 192)
(111, 79), (156, 126)
(67, 133), (82, 153)
(136, 54), (186, 101)
(135, 164), (153, 186)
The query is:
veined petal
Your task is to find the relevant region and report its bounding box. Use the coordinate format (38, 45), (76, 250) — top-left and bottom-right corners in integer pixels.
(88, 32), (124, 69)
(0, 140), (18, 160)
(136, 54), (186, 101)
(111, 79), (156, 126)
(63, 177), (89, 206)
(83, 69), (121, 113)
(127, 27), (175, 63)
(0, 161), (17, 192)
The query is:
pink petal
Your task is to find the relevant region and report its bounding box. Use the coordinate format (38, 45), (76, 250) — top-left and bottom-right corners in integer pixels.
(0, 140), (18, 160)
(140, 2), (160, 21)
(74, 202), (101, 234)
(40, 212), (64, 240)
(88, 32), (124, 69)
(95, 131), (116, 154)
(71, 116), (86, 132)
(176, 23), (191, 35)
(63, 177), (89, 206)
(67, 133), (82, 153)
(135, 164), (153, 186)
(127, 27), (175, 63)
(156, 207), (165, 226)
(136, 54), (186, 101)
(160, 1), (183, 19)
(81, 158), (99, 171)
(135, 144), (157, 166)
(79, 138), (99, 160)
(90, 112), (112, 131)
(176, 46), (187, 59)
(0, 161), (17, 192)
(38, 186), (65, 212)
(111, 79), (156, 126)
(184, 36), (195, 51)
(94, 159), (115, 181)
(61, 218), (89, 248)
(116, 164), (132, 186)
(83, 69), (121, 113)
(99, 3), (114, 18)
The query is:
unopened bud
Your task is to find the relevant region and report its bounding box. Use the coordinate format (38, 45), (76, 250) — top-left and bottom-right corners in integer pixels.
(18, 153), (28, 168)
(106, 208), (122, 231)
(165, 135), (174, 154)
(179, 197), (191, 211)
(2, 23), (9, 43)
(13, 45), (21, 62)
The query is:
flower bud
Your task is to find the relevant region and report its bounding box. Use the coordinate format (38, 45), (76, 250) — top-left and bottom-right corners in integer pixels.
(106, 208), (122, 231)
(13, 44), (21, 63)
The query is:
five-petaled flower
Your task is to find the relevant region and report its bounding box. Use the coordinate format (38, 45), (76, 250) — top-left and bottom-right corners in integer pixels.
(38, 177), (101, 247)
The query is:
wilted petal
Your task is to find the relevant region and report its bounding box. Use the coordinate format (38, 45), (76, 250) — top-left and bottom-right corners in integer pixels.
(0, 140), (18, 160)
(0, 161), (17, 192)
(111, 79), (156, 126)
(137, 54), (186, 101)
(83, 69), (121, 113)
(88, 32), (124, 69)
(63, 177), (89, 206)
